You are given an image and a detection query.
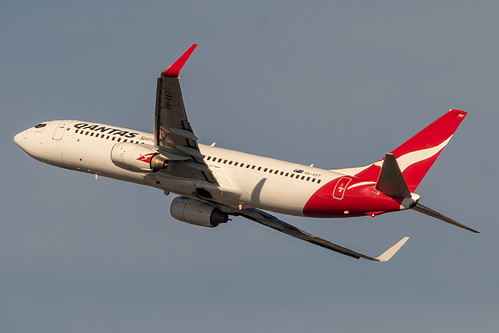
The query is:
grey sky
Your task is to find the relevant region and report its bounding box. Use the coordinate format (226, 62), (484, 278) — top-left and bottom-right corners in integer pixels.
(2, 1), (498, 332)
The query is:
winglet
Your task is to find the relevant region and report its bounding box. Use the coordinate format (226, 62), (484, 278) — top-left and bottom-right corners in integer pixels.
(162, 44), (198, 78)
(375, 237), (410, 262)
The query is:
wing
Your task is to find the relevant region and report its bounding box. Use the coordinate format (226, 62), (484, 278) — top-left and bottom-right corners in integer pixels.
(155, 44), (217, 184)
(233, 208), (409, 262)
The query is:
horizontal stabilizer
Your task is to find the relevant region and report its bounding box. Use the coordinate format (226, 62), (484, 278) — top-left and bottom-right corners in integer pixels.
(412, 203), (479, 233)
(375, 153), (411, 198)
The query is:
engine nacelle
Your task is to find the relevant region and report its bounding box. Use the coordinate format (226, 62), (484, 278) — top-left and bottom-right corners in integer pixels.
(170, 197), (229, 228)
(111, 143), (168, 172)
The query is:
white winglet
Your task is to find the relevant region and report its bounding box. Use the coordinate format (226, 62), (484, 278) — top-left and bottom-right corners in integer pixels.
(375, 237), (410, 262)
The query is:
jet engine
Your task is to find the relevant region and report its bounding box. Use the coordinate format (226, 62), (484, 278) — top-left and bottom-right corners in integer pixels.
(170, 197), (229, 228)
(111, 143), (168, 172)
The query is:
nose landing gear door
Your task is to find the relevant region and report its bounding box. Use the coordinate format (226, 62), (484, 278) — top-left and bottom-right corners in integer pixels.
(52, 121), (68, 140)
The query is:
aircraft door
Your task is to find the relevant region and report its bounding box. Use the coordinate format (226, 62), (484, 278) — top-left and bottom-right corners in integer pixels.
(332, 177), (352, 200)
(52, 121), (67, 140)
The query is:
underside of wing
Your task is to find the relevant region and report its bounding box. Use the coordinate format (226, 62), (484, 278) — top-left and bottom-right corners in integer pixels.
(154, 44), (217, 184)
(231, 208), (408, 262)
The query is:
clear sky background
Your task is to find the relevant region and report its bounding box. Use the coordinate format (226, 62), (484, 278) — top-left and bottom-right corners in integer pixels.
(2, 1), (498, 332)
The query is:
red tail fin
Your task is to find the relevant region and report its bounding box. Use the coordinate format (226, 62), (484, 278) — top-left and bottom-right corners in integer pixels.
(355, 109), (467, 192)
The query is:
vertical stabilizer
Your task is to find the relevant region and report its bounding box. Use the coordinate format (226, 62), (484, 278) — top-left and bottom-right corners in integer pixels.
(356, 109), (467, 191)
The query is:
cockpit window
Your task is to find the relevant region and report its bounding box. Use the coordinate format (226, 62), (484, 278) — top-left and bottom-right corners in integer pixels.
(34, 123), (47, 129)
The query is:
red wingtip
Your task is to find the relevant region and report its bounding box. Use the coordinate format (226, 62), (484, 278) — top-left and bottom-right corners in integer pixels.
(162, 44), (198, 78)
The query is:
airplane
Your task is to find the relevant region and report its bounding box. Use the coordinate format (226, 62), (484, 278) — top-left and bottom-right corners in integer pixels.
(13, 44), (478, 262)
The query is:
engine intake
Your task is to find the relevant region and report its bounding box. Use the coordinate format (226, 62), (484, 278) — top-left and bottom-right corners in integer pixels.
(170, 197), (229, 228)
(111, 143), (168, 172)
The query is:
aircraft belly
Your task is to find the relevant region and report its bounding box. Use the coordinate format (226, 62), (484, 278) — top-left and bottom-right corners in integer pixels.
(156, 173), (197, 196)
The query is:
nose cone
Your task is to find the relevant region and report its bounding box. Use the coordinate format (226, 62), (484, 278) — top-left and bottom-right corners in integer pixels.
(14, 123), (64, 166)
(14, 128), (39, 158)
(14, 131), (27, 151)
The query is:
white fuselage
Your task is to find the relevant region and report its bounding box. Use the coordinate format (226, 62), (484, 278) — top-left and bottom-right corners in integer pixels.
(15, 120), (346, 216)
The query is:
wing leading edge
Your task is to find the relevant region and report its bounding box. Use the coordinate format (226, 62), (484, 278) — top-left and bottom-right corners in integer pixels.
(154, 44), (217, 184)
